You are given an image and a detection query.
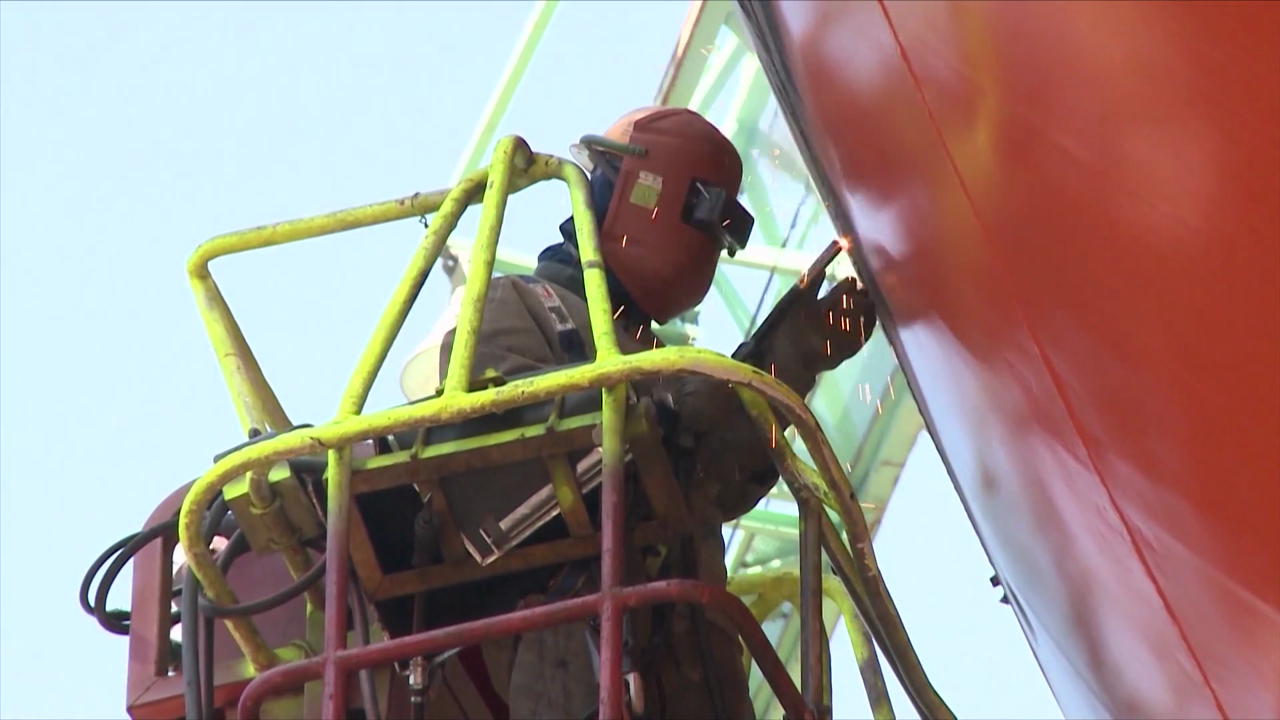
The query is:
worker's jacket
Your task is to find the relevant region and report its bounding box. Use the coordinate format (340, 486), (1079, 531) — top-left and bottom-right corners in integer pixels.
(404, 264), (832, 719)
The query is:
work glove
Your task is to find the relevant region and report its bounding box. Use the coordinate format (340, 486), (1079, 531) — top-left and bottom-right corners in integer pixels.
(646, 276), (879, 522)
(761, 275), (878, 385)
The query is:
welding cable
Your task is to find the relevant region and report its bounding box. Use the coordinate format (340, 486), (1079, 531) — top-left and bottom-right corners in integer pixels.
(83, 516), (182, 636)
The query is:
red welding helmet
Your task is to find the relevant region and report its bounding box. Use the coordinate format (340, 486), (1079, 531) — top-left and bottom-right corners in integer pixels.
(571, 107), (753, 324)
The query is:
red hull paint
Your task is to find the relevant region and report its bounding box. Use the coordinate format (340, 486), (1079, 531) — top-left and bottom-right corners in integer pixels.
(759, 2), (1280, 717)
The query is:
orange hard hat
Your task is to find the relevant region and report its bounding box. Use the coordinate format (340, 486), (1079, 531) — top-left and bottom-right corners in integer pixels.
(570, 107), (752, 324)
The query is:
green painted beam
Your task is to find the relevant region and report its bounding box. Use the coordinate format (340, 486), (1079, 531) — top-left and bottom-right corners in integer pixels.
(757, 598), (840, 720)
(702, 53), (773, 336)
(443, 0), (559, 289)
(687, 33), (746, 112)
(655, 0), (736, 107)
(449, 0), (558, 184)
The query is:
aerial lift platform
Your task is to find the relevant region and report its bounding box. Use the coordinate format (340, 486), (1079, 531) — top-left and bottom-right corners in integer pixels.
(84, 133), (946, 720)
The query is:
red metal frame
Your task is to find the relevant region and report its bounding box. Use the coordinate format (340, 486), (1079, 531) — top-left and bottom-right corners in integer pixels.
(235, 451), (813, 720)
(238, 581), (808, 719)
(126, 485), (312, 720)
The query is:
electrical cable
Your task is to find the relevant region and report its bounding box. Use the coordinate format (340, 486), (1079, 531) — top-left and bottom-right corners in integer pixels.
(196, 550), (327, 619)
(745, 193), (811, 339)
(82, 474), (363, 718)
(182, 549), (203, 719)
(85, 471), (385, 720)
(81, 509), (245, 635)
(183, 495), (230, 720)
(192, 528), (375, 716)
(84, 517), (181, 635)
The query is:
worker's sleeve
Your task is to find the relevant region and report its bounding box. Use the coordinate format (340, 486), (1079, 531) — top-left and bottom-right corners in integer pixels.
(662, 277), (877, 522)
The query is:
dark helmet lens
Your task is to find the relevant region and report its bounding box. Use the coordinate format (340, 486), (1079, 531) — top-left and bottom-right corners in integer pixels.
(682, 179), (754, 256)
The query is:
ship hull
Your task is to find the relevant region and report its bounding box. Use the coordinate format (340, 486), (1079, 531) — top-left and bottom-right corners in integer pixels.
(745, 2), (1280, 717)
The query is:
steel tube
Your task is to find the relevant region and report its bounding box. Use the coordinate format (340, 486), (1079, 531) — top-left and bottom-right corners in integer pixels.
(237, 580), (807, 720)
(320, 448), (352, 720)
(597, 385), (629, 719)
(798, 494), (825, 716)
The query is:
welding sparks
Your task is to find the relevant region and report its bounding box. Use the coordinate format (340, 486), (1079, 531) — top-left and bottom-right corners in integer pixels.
(858, 384), (864, 402)
(825, 339), (831, 357)
(770, 362), (776, 377)
(828, 310), (834, 326)
(622, 234), (628, 248)
(864, 383), (872, 405)
(613, 305), (625, 320)
(651, 207), (658, 220)
(860, 315), (866, 343)
(771, 423), (776, 448)
(860, 502), (877, 509)
(652, 337), (658, 350)
(876, 399), (883, 415)
(888, 377), (895, 399)
(635, 326), (644, 340)
(836, 235), (852, 252)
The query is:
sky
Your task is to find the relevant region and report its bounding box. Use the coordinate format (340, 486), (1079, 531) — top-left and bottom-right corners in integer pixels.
(0, 2), (1061, 718)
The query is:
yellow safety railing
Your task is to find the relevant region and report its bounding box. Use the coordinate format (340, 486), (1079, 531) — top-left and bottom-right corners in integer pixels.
(176, 135), (952, 719)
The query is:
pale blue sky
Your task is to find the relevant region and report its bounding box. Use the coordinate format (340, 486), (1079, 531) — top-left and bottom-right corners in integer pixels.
(0, 2), (1061, 718)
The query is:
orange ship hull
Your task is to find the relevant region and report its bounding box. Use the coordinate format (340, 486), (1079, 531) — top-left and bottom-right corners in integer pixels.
(745, 2), (1280, 717)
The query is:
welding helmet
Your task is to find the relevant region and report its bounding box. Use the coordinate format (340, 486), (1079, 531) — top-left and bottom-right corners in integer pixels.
(570, 107), (754, 324)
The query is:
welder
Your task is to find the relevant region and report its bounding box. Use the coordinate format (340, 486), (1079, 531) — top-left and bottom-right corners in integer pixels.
(392, 106), (878, 719)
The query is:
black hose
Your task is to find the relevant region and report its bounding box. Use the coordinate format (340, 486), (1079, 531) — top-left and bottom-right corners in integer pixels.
(200, 613), (216, 718)
(197, 551), (327, 619)
(182, 555), (203, 719)
(208, 531), (379, 719)
(80, 532), (145, 620)
(82, 478), (362, 717)
(85, 517), (181, 635)
(217, 531), (251, 571)
(183, 496), (230, 720)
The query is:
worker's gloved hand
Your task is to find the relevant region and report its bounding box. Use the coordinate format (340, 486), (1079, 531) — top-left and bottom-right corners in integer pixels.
(766, 276), (878, 378)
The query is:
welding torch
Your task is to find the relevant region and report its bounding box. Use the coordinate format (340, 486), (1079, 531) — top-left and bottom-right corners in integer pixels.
(731, 238), (850, 364)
